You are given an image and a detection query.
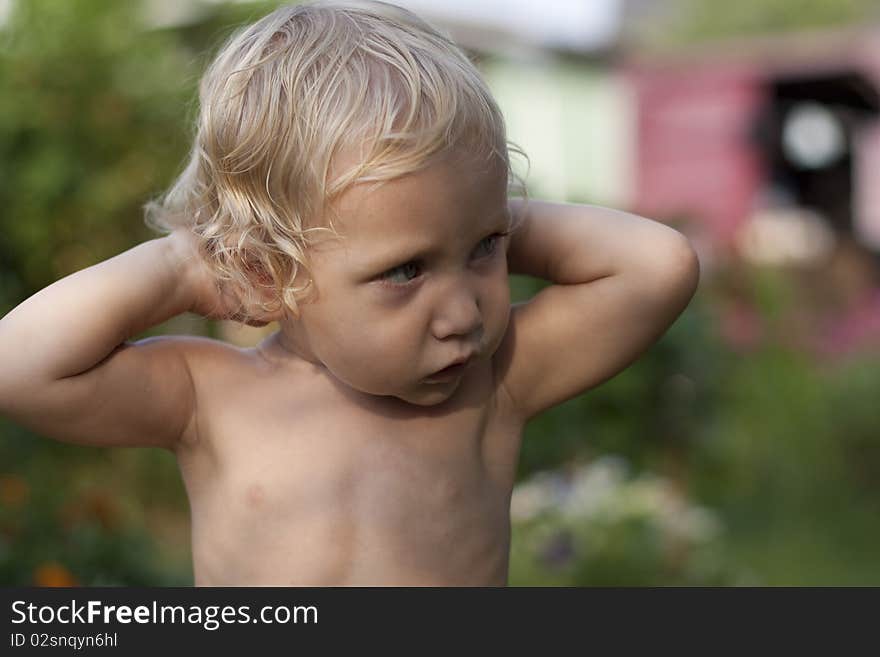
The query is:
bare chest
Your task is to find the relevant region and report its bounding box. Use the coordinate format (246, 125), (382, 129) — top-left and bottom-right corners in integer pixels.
(205, 407), (512, 517)
(177, 357), (524, 584)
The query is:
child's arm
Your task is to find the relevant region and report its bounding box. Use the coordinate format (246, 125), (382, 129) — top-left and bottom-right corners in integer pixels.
(495, 199), (700, 422)
(0, 232), (259, 450)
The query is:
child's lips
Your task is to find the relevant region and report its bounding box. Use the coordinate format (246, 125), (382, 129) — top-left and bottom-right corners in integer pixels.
(424, 356), (474, 382)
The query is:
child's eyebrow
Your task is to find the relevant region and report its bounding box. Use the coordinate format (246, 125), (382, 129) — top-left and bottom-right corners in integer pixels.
(356, 208), (510, 275)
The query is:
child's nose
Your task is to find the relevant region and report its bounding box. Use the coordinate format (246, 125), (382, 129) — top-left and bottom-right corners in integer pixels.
(430, 284), (483, 340)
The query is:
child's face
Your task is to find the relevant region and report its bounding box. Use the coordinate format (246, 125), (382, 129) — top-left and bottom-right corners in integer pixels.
(278, 150), (511, 406)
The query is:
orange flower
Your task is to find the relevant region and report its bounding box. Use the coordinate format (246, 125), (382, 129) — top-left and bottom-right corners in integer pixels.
(0, 474), (29, 508)
(59, 489), (121, 532)
(33, 562), (79, 587)
(84, 491), (120, 531)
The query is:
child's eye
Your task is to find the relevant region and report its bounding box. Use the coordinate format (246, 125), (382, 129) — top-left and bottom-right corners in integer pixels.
(377, 232), (509, 290)
(379, 261), (422, 287)
(474, 231), (509, 259)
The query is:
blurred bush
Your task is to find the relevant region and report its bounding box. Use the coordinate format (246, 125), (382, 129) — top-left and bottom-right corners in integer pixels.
(0, 417), (190, 585)
(1, 1), (188, 314)
(513, 260), (880, 584)
(0, 0), (275, 314)
(509, 456), (750, 586)
(0, 0), (272, 586)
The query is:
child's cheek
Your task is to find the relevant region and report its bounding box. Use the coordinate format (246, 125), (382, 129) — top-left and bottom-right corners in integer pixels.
(324, 324), (410, 393)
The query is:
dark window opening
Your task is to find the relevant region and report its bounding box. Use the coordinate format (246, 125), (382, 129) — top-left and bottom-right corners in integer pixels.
(754, 72), (880, 236)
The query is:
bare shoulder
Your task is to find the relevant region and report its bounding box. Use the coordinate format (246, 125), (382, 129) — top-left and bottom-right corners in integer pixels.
(134, 333), (254, 383)
(167, 333), (266, 395)
(0, 332), (255, 452)
(145, 333), (265, 446)
(166, 333), (255, 368)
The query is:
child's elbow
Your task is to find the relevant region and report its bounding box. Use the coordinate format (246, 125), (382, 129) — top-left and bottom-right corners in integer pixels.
(654, 234), (701, 305)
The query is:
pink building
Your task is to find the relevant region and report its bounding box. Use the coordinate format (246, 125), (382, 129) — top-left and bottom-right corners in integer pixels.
(620, 27), (880, 263)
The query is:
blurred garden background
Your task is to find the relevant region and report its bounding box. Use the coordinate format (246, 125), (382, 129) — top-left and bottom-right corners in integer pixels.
(2, 0), (880, 586)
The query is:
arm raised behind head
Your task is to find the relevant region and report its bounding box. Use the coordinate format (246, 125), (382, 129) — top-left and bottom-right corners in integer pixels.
(0, 231), (279, 451)
(495, 199), (700, 422)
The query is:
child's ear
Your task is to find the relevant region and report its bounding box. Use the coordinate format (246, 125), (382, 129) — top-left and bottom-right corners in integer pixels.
(241, 256), (286, 324)
(243, 255), (272, 286)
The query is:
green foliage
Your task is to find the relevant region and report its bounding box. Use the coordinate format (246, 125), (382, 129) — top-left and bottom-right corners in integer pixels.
(0, 0), (194, 314)
(0, 0), (263, 586)
(671, 0), (878, 44)
(509, 457), (750, 585)
(0, 0), (281, 314)
(512, 260), (880, 584)
(0, 418), (190, 585)
(506, 234), (880, 585)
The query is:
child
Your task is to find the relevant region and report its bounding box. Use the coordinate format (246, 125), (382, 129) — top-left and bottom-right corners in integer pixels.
(0, 0), (699, 585)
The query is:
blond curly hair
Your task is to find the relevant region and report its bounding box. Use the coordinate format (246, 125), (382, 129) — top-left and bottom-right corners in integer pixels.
(144, 0), (529, 323)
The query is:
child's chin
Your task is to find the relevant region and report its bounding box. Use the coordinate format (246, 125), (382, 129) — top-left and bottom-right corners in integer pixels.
(401, 382), (462, 406)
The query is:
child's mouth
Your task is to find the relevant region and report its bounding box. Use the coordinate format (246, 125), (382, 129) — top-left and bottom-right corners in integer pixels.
(424, 357), (473, 383)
